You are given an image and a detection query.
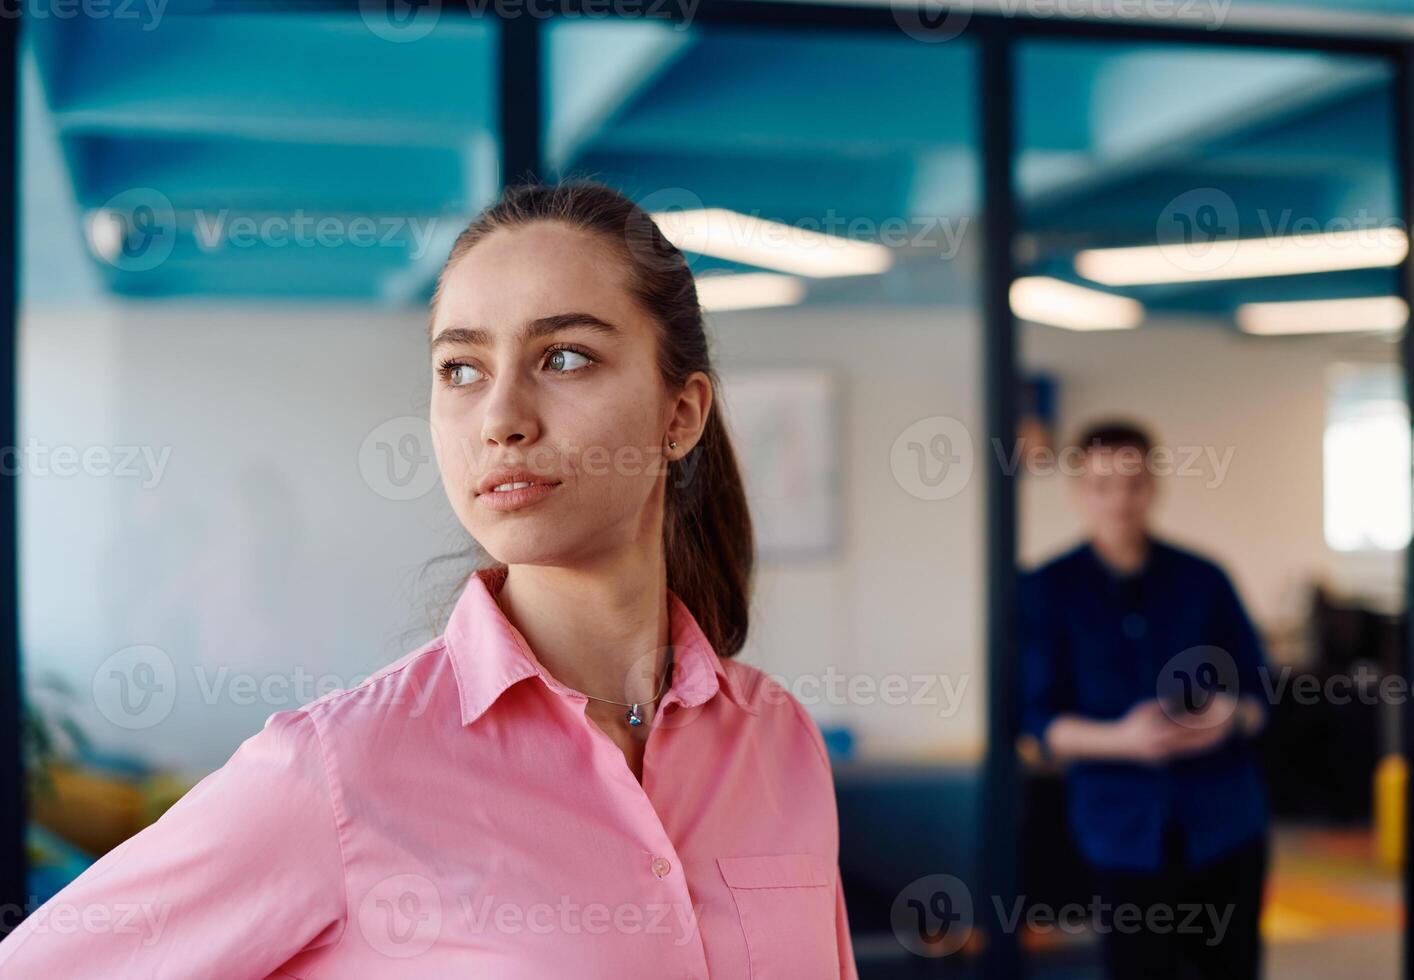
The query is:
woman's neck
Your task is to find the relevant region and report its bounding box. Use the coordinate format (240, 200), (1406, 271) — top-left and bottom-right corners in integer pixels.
(491, 557), (674, 711)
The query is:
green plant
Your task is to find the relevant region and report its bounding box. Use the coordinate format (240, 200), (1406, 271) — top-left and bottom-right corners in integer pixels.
(22, 672), (91, 806)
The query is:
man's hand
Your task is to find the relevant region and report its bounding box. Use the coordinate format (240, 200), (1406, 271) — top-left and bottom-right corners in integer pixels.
(1043, 694), (1259, 766)
(1114, 696), (1237, 765)
(1164, 691), (1242, 758)
(1113, 700), (1189, 764)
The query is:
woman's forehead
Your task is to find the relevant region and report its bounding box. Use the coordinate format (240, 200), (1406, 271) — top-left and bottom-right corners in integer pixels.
(431, 224), (643, 345)
(455, 223), (620, 290)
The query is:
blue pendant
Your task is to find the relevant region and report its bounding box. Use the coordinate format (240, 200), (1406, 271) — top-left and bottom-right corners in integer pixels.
(627, 704), (644, 726)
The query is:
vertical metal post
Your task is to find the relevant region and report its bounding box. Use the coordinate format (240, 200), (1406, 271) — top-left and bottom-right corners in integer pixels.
(498, 13), (543, 187)
(979, 20), (1023, 980)
(0, 1), (26, 938)
(1396, 44), (1414, 980)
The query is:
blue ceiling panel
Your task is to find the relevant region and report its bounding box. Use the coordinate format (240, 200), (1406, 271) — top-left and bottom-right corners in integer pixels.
(24, 10), (499, 303)
(597, 29), (975, 156)
(67, 134), (474, 213)
(40, 14), (496, 143)
(17, 6), (1408, 330)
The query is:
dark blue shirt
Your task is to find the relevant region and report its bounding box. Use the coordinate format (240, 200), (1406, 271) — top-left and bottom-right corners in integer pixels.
(1020, 537), (1269, 873)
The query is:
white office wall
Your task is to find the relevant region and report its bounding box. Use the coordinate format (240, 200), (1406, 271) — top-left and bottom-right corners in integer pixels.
(709, 306), (987, 762)
(20, 304), (463, 773)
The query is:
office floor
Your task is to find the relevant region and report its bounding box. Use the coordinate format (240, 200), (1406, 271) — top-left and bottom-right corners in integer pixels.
(1021, 824), (1401, 979)
(1262, 826), (1400, 977)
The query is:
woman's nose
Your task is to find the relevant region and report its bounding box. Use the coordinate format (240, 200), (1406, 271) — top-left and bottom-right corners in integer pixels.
(480, 375), (540, 448)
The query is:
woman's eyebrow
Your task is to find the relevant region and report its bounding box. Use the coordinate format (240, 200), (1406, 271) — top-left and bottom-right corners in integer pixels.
(431, 312), (621, 353)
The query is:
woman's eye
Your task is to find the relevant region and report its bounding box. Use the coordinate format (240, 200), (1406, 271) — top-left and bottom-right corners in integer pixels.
(546, 348), (592, 373)
(447, 363), (483, 386)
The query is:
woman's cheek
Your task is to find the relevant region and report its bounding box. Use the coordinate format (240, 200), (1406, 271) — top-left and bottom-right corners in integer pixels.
(430, 410), (477, 501)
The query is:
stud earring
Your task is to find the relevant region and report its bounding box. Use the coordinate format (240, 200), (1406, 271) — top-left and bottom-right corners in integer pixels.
(668, 441), (678, 451)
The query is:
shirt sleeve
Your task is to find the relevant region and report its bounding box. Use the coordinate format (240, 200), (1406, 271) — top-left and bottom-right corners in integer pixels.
(0, 708), (348, 978)
(834, 870), (858, 980)
(1019, 569), (1073, 744)
(1212, 566), (1270, 714)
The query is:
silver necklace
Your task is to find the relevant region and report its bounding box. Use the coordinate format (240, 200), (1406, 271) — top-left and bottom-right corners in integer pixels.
(583, 648), (675, 727)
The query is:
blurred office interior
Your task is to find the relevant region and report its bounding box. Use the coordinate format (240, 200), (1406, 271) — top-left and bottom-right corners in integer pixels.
(8, 1), (1414, 977)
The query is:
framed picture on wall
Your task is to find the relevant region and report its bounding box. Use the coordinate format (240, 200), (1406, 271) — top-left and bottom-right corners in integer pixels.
(717, 367), (840, 560)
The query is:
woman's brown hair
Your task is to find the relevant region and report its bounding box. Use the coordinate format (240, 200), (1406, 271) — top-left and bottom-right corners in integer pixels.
(424, 180), (755, 659)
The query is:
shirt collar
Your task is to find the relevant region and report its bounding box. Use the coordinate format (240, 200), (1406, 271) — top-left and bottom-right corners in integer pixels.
(1083, 534), (1162, 580)
(445, 567), (758, 727)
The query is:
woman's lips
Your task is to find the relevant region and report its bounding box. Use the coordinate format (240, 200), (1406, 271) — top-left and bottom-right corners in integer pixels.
(476, 481), (562, 512)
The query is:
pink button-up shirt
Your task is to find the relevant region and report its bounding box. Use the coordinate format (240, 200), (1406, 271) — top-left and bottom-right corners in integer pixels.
(0, 568), (858, 978)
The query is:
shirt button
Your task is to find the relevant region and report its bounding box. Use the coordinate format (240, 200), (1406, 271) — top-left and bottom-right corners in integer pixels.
(651, 856), (672, 878)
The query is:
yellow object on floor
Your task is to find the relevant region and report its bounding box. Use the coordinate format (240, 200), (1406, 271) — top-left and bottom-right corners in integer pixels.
(1374, 753), (1405, 869)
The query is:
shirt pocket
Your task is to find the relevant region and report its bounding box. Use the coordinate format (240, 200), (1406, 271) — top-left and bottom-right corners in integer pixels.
(716, 853), (839, 979)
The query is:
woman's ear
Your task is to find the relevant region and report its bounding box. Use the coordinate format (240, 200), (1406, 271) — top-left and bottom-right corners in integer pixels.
(665, 371), (713, 458)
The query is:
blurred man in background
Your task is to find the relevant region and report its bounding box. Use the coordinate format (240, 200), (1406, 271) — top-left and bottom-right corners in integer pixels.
(1020, 420), (1270, 980)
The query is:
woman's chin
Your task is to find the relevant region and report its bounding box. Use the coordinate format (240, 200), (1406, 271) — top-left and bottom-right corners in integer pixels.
(477, 534), (575, 569)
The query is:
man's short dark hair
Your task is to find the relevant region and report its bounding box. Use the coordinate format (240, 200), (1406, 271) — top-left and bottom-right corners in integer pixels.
(1072, 420), (1153, 456)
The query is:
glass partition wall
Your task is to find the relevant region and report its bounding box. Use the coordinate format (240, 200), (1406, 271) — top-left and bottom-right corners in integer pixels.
(1012, 39), (1405, 980)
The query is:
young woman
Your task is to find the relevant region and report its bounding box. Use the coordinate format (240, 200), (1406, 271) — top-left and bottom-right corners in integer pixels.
(0, 181), (858, 978)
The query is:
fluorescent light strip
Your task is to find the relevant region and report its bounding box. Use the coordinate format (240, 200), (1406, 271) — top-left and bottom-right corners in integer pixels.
(652, 208), (893, 278)
(1009, 276), (1144, 331)
(1236, 296), (1409, 335)
(695, 272), (806, 312)
(1075, 228), (1408, 286)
